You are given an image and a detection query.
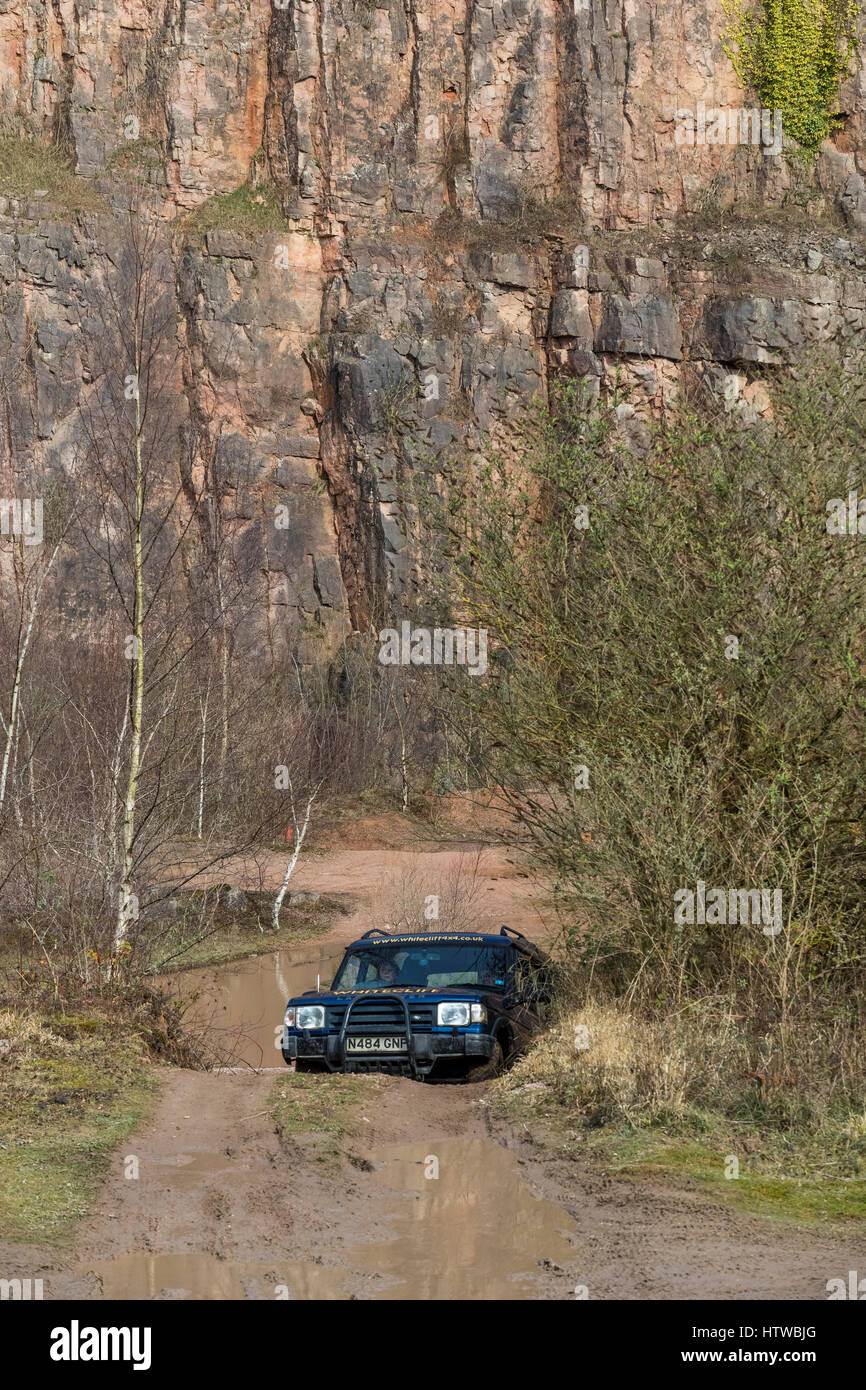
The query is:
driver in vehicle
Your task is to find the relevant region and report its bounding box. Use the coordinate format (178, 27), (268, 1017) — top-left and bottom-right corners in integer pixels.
(371, 957), (399, 986)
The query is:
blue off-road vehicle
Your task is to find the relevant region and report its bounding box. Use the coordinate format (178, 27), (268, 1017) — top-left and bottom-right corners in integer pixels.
(281, 927), (554, 1081)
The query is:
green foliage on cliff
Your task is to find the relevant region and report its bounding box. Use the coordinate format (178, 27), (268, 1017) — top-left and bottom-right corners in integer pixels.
(723, 0), (859, 152)
(182, 183), (286, 239)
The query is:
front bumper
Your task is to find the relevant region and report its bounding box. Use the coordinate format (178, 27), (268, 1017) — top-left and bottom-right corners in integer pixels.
(282, 1028), (495, 1076)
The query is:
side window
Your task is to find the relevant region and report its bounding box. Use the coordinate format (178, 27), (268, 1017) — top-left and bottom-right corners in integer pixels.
(483, 948), (509, 986)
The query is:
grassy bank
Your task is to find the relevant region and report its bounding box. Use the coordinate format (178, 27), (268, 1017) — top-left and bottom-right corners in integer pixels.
(270, 1071), (377, 1171)
(490, 999), (866, 1226)
(0, 989), (190, 1244)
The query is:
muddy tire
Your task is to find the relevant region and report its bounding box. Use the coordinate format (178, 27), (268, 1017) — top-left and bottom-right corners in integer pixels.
(295, 1059), (325, 1074)
(464, 1039), (504, 1083)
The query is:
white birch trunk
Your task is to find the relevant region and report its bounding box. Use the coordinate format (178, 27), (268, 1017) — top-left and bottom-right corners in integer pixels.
(272, 785), (318, 932)
(115, 346), (145, 956)
(197, 684), (209, 839)
(0, 536), (61, 812)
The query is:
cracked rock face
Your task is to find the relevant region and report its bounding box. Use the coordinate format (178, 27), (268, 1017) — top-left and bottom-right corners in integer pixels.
(0, 0), (864, 646)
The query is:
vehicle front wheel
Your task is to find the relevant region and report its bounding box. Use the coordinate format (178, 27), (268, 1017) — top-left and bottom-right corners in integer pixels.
(464, 1039), (504, 1083)
(295, 1059), (326, 1073)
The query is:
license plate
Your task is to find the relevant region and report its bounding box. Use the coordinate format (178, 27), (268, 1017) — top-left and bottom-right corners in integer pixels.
(346, 1035), (407, 1053)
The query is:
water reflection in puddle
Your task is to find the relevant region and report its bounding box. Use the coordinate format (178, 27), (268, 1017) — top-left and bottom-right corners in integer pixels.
(321, 1135), (578, 1300)
(91, 1254), (277, 1301)
(169, 943), (343, 1069)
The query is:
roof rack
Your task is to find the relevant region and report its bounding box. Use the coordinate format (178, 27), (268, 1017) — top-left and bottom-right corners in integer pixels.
(360, 928), (391, 939)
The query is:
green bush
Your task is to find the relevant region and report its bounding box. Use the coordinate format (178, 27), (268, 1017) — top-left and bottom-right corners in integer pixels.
(419, 355), (866, 1008)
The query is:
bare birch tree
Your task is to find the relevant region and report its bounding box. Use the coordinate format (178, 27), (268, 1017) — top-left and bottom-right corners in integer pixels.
(76, 198), (199, 952)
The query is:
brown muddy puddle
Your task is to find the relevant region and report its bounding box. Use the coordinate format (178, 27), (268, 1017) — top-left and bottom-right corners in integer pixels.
(280, 1136), (579, 1300)
(92, 1137), (578, 1300)
(167, 943), (343, 1069)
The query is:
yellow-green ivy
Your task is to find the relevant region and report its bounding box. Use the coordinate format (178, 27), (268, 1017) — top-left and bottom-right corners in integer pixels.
(722, 0), (859, 152)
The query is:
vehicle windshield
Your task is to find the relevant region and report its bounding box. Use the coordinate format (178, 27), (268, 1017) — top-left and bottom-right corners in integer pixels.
(331, 943), (510, 991)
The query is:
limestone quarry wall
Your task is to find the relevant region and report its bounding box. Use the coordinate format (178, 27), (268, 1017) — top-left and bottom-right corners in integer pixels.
(0, 0), (864, 647)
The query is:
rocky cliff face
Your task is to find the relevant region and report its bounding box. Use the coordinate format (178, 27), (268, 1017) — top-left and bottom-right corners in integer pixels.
(1, 0), (864, 647)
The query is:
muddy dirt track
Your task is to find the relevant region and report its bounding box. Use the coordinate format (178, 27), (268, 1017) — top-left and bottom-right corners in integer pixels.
(4, 815), (864, 1300)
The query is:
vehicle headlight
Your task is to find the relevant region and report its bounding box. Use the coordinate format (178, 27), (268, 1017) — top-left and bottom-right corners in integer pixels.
(470, 1003), (487, 1023)
(437, 1001), (470, 1027)
(296, 1005), (325, 1029)
(284, 1006), (295, 1028)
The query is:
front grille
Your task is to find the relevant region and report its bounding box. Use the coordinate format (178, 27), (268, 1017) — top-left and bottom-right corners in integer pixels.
(327, 999), (434, 1032)
(345, 998), (405, 1032)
